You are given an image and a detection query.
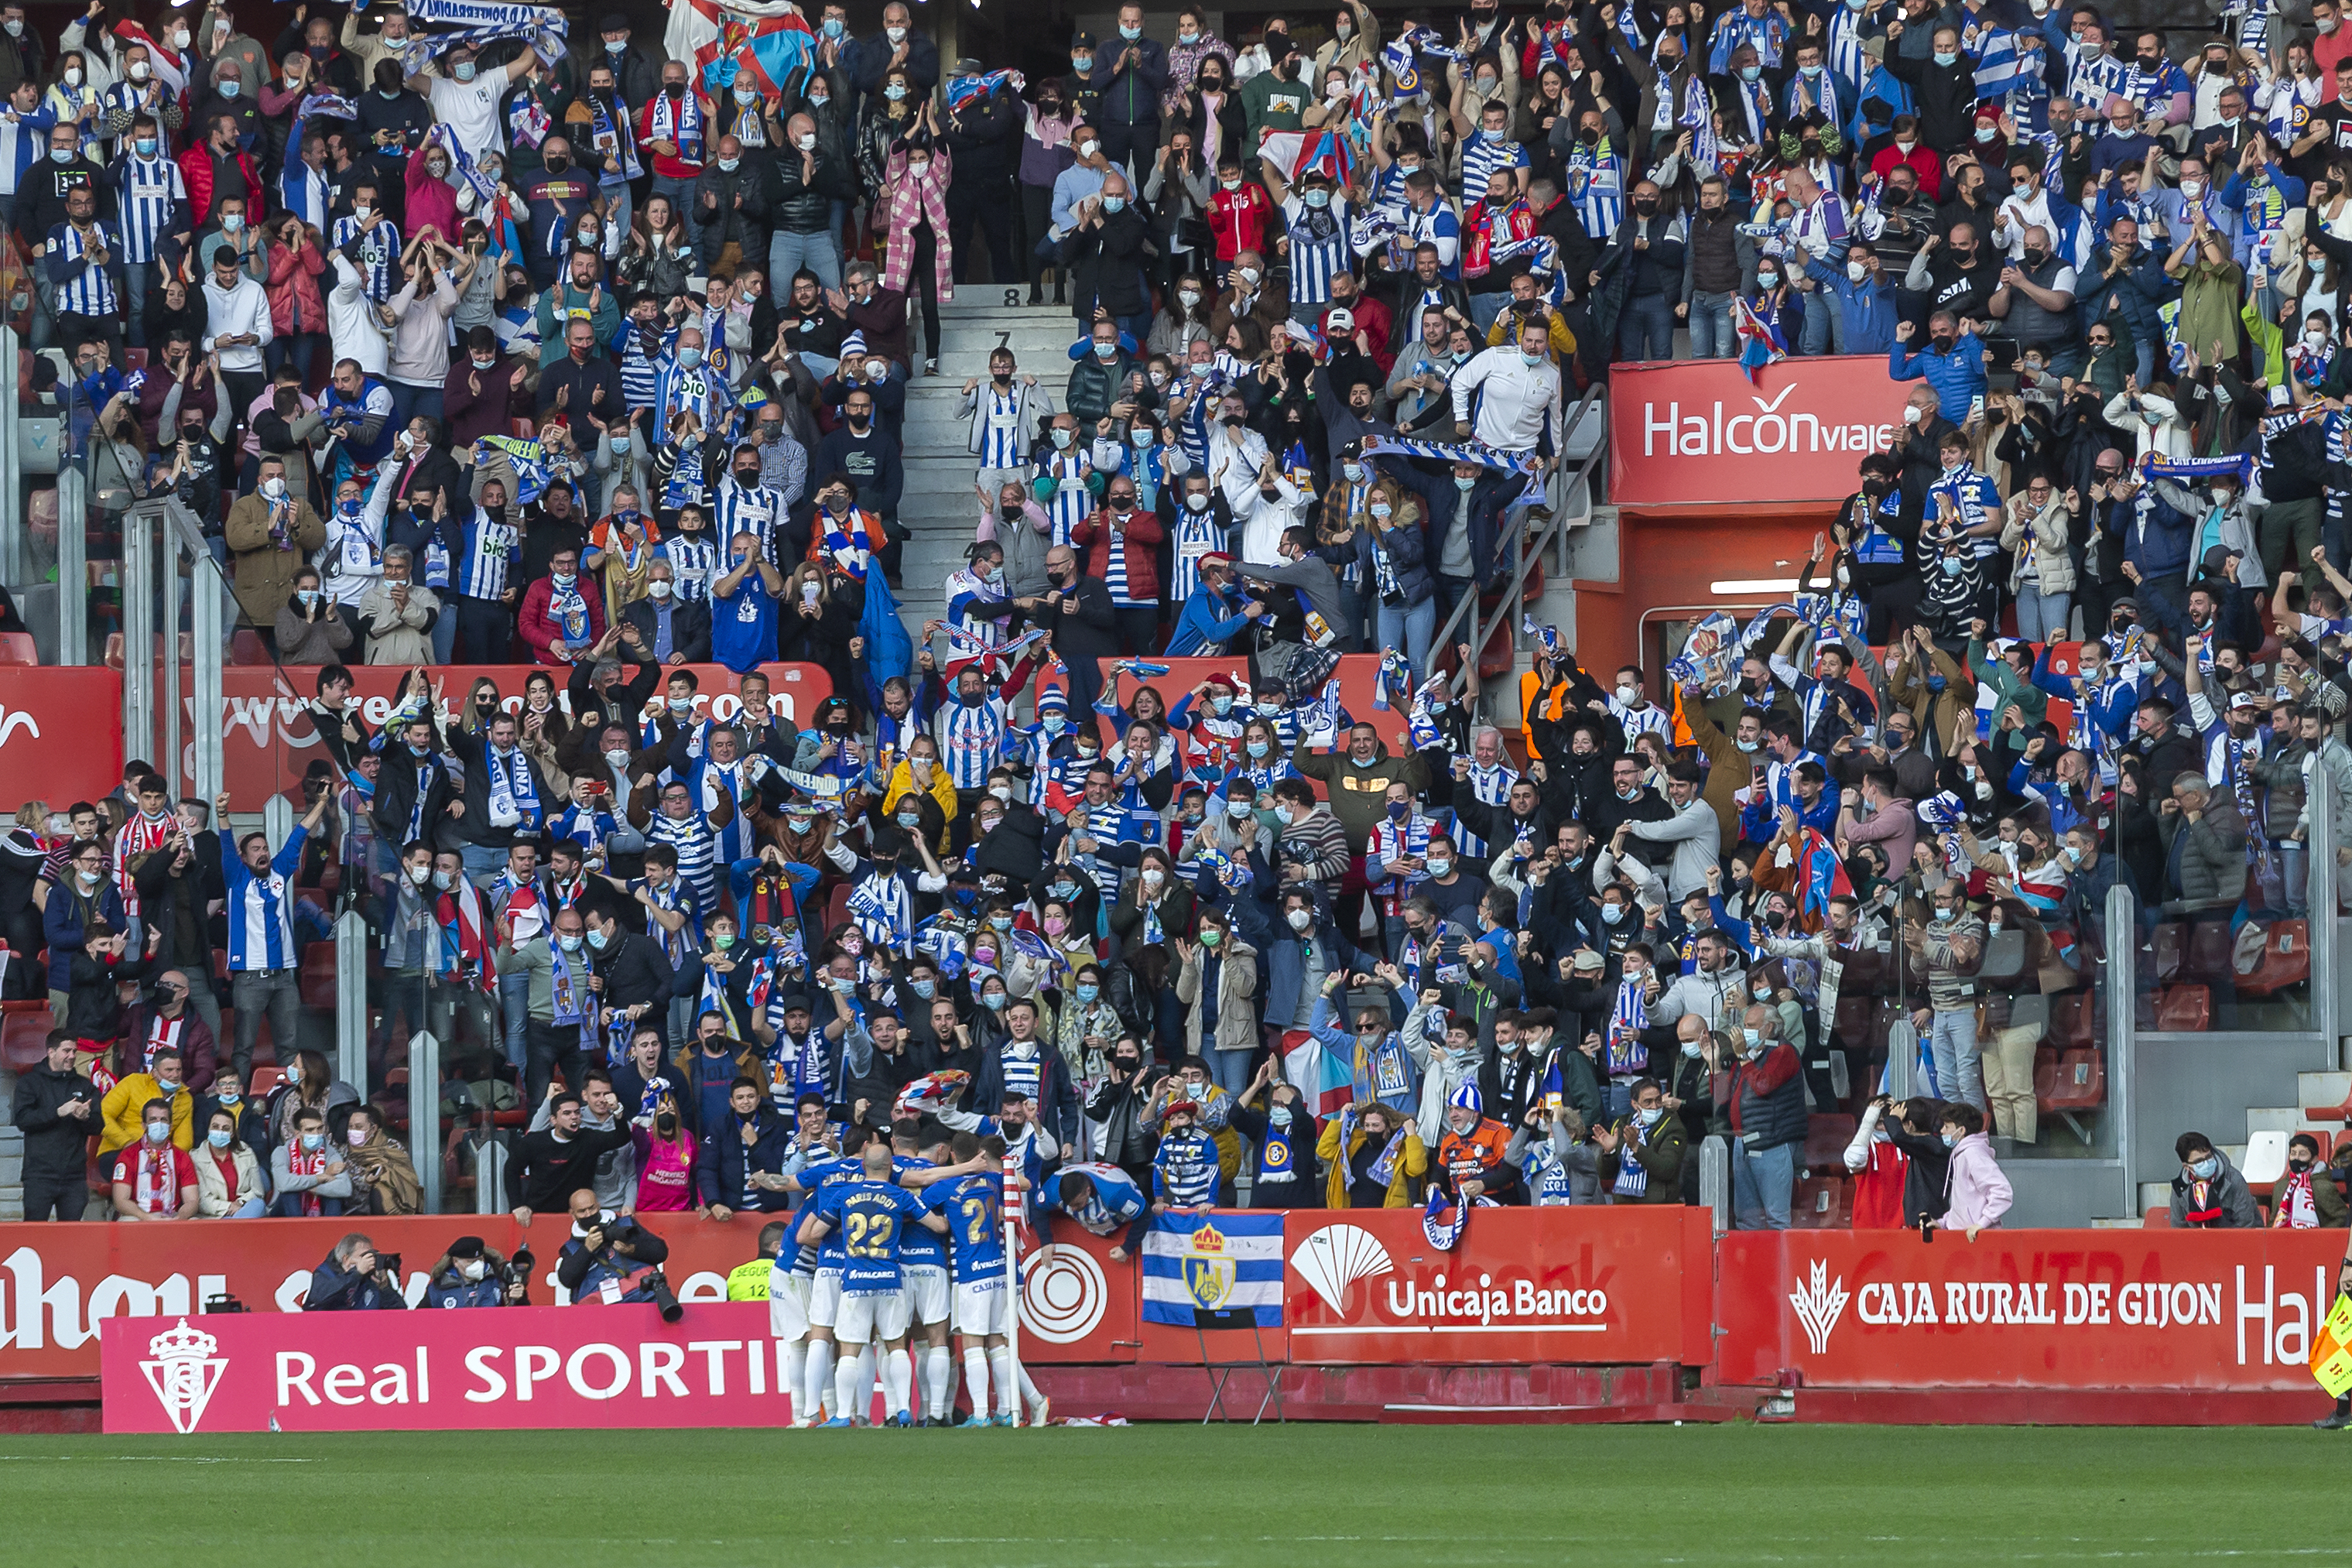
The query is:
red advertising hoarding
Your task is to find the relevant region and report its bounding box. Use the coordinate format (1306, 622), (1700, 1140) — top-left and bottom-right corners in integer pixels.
(1279, 1207), (1699, 1366)
(0, 1215), (1132, 1383)
(178, 662), (834, 809)
(0, 666), (127, 811)
(1717, 1229), (2349, 1391)
(1607, 355), (1912, 512)
(101, 1300), (798, 1433)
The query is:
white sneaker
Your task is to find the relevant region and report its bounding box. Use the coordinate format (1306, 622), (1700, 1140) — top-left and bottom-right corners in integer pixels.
(1028, 1395), (1050, 1428)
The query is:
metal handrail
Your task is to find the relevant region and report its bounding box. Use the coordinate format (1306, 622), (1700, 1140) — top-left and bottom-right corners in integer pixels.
(1433, 375), (1610, 713)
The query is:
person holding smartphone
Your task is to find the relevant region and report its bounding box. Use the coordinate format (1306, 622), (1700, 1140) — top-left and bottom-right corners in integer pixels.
(10, 1031), (101, 1221)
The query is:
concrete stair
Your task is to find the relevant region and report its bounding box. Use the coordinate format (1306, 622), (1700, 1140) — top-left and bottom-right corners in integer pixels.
(2137, 1072), (2352, 1217)
(892, 296), (1087, 652)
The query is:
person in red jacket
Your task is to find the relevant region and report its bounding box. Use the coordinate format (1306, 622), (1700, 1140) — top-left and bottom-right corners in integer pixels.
(1865, 114), (1942, 200)
(1206, 154), (1270, 282)
(1722, 1005), (1805, 1229)
(180, 111), (268, 225)
(1070, 478), (1164, 656)
(514, 543), (609, 666)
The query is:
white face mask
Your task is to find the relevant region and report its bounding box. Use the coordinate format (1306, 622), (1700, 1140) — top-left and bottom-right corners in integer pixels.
(796, 132), (819, 152)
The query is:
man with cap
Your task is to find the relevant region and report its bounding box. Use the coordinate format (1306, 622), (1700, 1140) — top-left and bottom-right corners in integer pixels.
(594, 12), (660, 111)
(943, 540), (1015, 653)
(422, 1234), (530, 1307)
(1432, 1078), (1520, 1203)
(1166, 551), (1264, 657)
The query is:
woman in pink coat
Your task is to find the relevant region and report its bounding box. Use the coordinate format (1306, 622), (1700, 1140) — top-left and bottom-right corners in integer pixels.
(263, 215), (327, 385)
(630, 1107), (699, 1212)
(406, 135), (462, 244)
(876, 103), (953, 375)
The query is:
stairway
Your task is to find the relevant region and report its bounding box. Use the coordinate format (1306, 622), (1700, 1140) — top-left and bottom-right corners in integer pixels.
(893, 293), (1084, 652)
(2135, 1070), (2351, 1218)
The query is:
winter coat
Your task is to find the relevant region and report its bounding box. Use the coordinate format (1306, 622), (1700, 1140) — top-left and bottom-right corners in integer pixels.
(224, 493), (327, 628)
(2000, 497), (2076, 594)
(2170, 1148), (2262, 1227)
(877, 145), (953, 301)
(1936, 1130), (2012, 1229)
(265, 238), (327, 337)
(1176, 938), (1258, 1056)
(1356, 505), (1436, 605)
(195, 1141), (265, 1215)
(1070, 505), (1165, 603)
(1318, 1116), (1427, 1207)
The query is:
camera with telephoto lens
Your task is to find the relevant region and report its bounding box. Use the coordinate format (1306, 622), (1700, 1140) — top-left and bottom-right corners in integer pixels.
(502, 1245), (536, 1303)
(374, 1251), (402, 1279)
(643, 1267), (683, 1324)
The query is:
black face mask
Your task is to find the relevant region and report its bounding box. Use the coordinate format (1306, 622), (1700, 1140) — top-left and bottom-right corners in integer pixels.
(1000, 504), (1023, 521)
(991, 368), (1012, 383)
(1632, 197), (1658, 214)
(734, 468), (759, 485)
(2021, 248), (2047, 268)
(543, 154), (569, 173)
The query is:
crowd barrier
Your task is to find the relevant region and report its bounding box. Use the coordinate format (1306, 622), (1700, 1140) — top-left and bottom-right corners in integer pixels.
(0, 652), (1435, 815)
(14, 1210), (2348, 1427)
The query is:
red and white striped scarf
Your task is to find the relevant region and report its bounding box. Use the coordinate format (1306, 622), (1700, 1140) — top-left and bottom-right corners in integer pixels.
(284, 1138), (329, 1217)
(115, 810), (176, 919)
(143, 1012), (184, 1073)
(437, 880), (498, 993)
(132, 1142), (180, 1214)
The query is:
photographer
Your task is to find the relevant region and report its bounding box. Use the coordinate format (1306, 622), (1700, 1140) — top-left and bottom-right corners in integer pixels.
(556, 1186), (678, 1312)
(304, 1233), (410, 1310)
(422, 1235), (532, 1307)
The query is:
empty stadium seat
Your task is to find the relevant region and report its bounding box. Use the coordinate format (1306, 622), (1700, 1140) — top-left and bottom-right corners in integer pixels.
(2050, 991), (2097, 1050)
(2243, 1131), (2290, 1186)
(2237, 921), (2310, 998)
(2181, 919), (2236, 982)
(2037, 1049), (2107, 1143)
(1, 1007), (54, 1071)
(0, 631), (34, 665)
(2148, 924), (2183, 985)
(2155, 985), (2211, 1032)
(231, 629), (269, 666)
(102, 632), (124, 669)
(1792, 1176), (1853, 1228)
(248, 1062), (281, 1096)
(1803, 1112), (1856, 1172)
(298, 944), (338, 1011)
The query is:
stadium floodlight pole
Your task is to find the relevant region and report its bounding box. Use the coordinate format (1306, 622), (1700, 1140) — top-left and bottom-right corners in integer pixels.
(1002, 1142), (1021, 1428)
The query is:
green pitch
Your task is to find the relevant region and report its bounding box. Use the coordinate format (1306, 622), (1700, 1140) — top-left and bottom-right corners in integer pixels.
(1, 1424), (2339, 1563)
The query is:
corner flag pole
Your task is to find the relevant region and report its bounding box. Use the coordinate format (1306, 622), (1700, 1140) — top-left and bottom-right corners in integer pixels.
(1002, 1144), (1022, 1429)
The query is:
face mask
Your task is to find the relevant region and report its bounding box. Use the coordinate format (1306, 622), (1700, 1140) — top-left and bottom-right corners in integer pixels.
(206, 1127), (234, 1149)
(677, 346), (703, 370)
(1932, 49), (1958, 65)
(1755, 269), (1779, 289)
(1238, 267), (1260, 286)
(48, 146), (70, 163)
(585, 928), (610, 953)
(1286, 908), (1315, 933)
(450, 63), (474, 82)
(1602, 904), (1626, 925)
(1077, 136), (1098, 156)
(301, 1131), (325, 1152)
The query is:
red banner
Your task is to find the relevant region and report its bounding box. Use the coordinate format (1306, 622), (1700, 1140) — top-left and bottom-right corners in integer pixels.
(1608, 355), (1912, 512)
(1716, 1229), (2350, 1391)
(101, 1299), (799, 1433)
(0, 666), (127, 811)
(167, 662), (834, 809)
(1046, 655), (1415, 755)
(0, 1214), (1128, 1382)
(1279, 1207), (1697, 1365)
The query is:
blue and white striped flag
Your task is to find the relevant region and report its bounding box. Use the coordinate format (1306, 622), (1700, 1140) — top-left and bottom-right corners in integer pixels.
(1970, 27), (2029, 95)
(1141, 1211), (1284, 1327)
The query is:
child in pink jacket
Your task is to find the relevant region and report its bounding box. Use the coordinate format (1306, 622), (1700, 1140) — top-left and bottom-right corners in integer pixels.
(1936, 1104), (2012, 1238)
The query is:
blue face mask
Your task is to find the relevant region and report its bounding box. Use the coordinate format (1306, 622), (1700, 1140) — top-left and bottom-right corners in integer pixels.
(1248, 740), (1269, 758)
(823, 16), (844, 36)
(1305, 189), (1330, 208)
(1739, 63), (1761, 80)
(1120, 22), (1142, 39)
(1102, 194), (1126, 214)
(136, 137), (159, 156)
(1522, 350), (1545, 368)
(677, 346), (704, 369)
(1210, 697), (1233, 715)
(909, 978), (936, 999)
(1077, 983), (1101, 1002)
(1454, 475), (1477, 491)
(983, 991), (1007, 1011)
(1933, 49), (1958, 66)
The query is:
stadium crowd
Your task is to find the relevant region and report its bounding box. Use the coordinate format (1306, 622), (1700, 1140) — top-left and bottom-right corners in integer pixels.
(3, 0), (2352, 1345)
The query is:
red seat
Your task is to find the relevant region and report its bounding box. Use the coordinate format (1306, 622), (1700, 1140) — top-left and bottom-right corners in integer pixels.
(2181, 919), (2236, 982)
(298, 944), (337, 1011)
(248, 1061), (281, 1096)
(2039, 1049), (2106, 1114)
(122, 347), (148, 371)
(2, 1008), (55, 1071)
(1791, 1175), (1854, 1228)
(510, 418), (536, 439)
(2237, 920), (2311, 998)
(230, 629), (269, 666)
(0, 631), (35, 666)
(1803, 1112), (1856, 1172)
(102, 632), (125, 670)
(2155, 984), (2211, 1032)
(822, 882), (852, 939)
(2050, 991), (2096, 1050)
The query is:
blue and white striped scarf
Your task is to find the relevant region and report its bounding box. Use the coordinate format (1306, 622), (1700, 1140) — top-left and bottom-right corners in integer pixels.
(1361, 435), (1546, 507)
(403, 0), (569, 65)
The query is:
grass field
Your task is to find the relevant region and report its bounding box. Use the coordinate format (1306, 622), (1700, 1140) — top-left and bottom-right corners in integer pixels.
(2, 1425), (2344, 1563)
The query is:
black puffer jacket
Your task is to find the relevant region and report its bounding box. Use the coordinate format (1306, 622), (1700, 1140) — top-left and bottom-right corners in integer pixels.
(766, 142), (856, 235)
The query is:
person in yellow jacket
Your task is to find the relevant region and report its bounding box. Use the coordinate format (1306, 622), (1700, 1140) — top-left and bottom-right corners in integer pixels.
(100, 1046), (196, 1156)
(1317, 1100), (1428, 1207)
(728, 1220), (787, 1301)
(880, 738), (960, 858)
